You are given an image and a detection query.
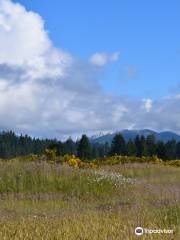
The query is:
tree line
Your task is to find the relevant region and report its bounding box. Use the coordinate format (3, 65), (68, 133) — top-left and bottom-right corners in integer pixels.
(0, 131), (180, 160)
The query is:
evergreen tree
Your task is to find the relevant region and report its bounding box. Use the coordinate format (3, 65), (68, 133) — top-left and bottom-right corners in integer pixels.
(164, 140), (176, 160)
(110, 134), (126, 156)
(77, 134), (91, 160)
(146, 135), (156, 156)
(91, 144), (99, 159)
(64, 138), (76, 155)
(134, 135), (147, 157)
(156, 141), (166, 159)
(176, 142), (180, 159)
(140, 136), (148, 156)
(57, 142), (66, 156)
(0, 130), (179, 161)
(126, 139), (136, 156)
(135, 135), (141, 157)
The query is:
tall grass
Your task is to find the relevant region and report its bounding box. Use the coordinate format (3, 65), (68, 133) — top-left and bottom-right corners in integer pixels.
(0, 160), (131, 201)
(0, 159), (179, 239)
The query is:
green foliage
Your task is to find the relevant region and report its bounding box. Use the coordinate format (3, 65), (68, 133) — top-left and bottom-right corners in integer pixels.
(0, 131), (180, 161)
(94, 155), (180, 167)
(77, 134), (91, 160)
(126, 139), (136, 156)
(110, 134), (126, 156)
(134, 135), (148, 157)
(146, 134), (156, 156)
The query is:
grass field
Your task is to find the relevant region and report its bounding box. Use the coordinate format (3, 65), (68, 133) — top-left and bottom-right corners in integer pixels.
(0, 159), (179, 239)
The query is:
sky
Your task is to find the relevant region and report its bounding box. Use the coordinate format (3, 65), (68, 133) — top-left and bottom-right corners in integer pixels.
(15, 0), (180, 99)
(0, 0), (180, 139)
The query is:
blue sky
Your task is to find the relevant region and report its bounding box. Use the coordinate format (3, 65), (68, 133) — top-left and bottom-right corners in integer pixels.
(0, 0), (180, 138)
(15, 0), (180, 99)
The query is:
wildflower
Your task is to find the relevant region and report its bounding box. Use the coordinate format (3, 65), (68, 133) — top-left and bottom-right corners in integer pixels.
(91, 169), (135, 186)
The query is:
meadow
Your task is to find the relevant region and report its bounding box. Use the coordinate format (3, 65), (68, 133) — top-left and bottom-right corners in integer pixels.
(0, 156), (179, 239)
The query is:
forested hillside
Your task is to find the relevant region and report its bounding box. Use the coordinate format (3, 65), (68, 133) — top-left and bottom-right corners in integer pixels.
(0, 131), (180, 160)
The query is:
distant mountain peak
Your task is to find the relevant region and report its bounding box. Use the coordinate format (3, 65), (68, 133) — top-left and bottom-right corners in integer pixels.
(91, 129), (180, 144)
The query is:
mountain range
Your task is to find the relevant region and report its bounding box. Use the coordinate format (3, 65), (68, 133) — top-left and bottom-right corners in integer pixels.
(91, 129), (180, 144)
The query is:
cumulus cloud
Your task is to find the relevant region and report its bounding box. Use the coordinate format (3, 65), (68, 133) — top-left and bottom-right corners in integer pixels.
(0, 0), (71, 79)
(0, 0), (179, 139)
(0, 0), (119, 138)
(89, 52), (120, 67)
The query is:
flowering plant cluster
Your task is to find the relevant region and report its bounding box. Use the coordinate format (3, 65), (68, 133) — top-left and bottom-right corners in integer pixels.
(18, 151), (180, 168)
(92, 170), (135, 186)
(63, 155), (97, 169)
(94, 155), (180, 167)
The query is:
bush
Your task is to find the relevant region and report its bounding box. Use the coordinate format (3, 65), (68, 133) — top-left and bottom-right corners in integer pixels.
(165, 160), (180, 167)
(61, 154), (97, 169)
(95, 155), (179, 167)
(44, 149), (56, 161)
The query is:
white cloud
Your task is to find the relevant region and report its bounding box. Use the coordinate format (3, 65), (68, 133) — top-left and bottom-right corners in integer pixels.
(0, 0), (179, 139)
(90, 52), (120, 67)
(0, 0), (71, 79)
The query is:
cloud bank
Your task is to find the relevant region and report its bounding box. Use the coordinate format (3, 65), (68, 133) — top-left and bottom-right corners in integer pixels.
(0, 0), (179, 139)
